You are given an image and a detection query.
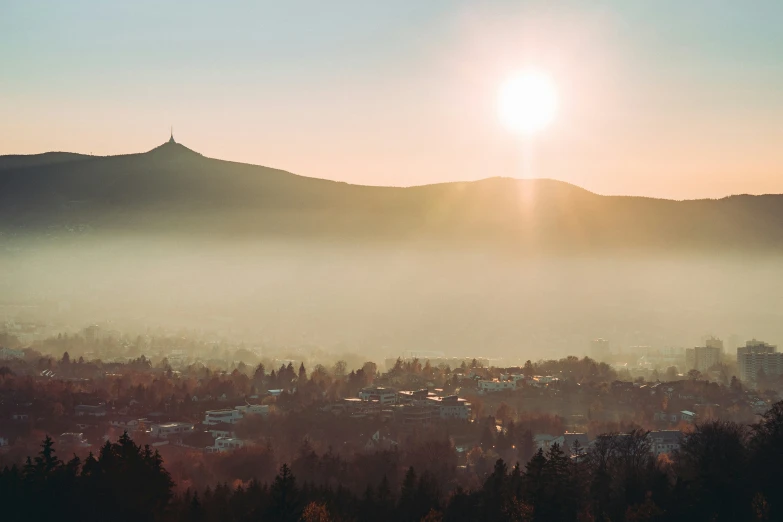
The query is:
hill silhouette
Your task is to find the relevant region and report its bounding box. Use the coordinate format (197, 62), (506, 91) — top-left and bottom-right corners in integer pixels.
(2, 139), (782, 253)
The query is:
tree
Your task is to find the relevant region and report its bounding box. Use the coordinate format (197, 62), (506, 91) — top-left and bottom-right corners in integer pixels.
(333, 360), (347, 378)
(61, 351), (70, 365)
(254, 363), (266, 382)
(518, 430), (535, 464)
(523, 360), (535, 377)
(301, 501), (331, 522)
(675, 420), (749, 521)
(497, 402), (512, 426)
(687, 369), (702, 381)
(269, 464), (299, 522)
(749, 401), (783, 520)
(480, 421), (496, 449)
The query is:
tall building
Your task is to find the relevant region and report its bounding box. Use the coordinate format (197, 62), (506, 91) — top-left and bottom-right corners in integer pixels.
(685, 348), (695, 370)
(705, 336), (724, 352)
(590, 338), (610, 361)
(694, 345), (721, 372)
(737, 339), (779, 383)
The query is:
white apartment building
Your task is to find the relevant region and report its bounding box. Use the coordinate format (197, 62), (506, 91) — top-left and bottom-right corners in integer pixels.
(204, 409), (242, 425)
(426, 395), (471, 420)
(737, 339), (779, 383)
(694, 345), (721, 372)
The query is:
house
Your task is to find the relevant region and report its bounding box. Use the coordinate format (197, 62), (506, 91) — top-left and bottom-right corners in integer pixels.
(208, 426), (235, 439)
(552, 433), (590, 455)
(59, 432), (90, 448)
(478, 379), (516, 393)
(0, 436), (9, 447)
(213, 437), (245, 452)
(364, 430), (398, 452)
(75, 404), (107, 417)
(680, 411), (697, 423)
(108, 417), (143, 430)
(234, 404), (269, 417)
(648, 430), (682, 455)
(426, 395), (471, 420)
(11, 413), (29, 421)
(654, 411), (679, 423)
(150, 422), (194, 439)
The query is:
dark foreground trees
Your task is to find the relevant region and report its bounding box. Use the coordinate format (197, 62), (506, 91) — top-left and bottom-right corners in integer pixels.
(0, 432), (173, 522)
(5, 402), (783, 521)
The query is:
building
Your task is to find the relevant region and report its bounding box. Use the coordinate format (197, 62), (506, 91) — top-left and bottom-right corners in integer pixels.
(426, 395), (471, 420)
(693, 345), (721, 373)
(213, 437), (245, 452)
(737, 339), (780, 383)
(59, 432), (90, 447)
(679, 411), (696, 423)
(75, 404), (106, 417)
(705, 336), (724, 353)
(204, 404), (269, 425)
(150, 422), (194, 439)
(685, 348), (695, 371)
(234, 404), (269, 417)
(359, 387), (398, 405)
(648, 430), (682, 455)
(204, 409), (242, 425)
(478, 379), (515, 393)
(397, 405), (434, 426)
(397, 389), (429, 404)
(590, 338), (610, 361)
(654, 411), (679, 423)
(552, 433), (589, 455)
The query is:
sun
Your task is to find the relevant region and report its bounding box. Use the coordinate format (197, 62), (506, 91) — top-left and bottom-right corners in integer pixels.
(498, 71), (558, 135)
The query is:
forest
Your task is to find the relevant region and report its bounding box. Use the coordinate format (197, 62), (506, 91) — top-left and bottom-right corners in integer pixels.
(2, 402), (783, 522)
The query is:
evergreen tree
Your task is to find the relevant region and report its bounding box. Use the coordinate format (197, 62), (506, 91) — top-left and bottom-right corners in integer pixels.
(269, 463), (299, 522)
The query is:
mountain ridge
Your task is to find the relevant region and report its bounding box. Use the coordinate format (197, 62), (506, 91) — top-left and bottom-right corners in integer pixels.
(2, 140), (783, 253)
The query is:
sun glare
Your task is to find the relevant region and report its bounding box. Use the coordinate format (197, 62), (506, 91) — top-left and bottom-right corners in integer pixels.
(498, 71), (558, 135)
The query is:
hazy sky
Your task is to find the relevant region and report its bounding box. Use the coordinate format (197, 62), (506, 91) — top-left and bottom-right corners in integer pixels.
(2, 0), (782, 199)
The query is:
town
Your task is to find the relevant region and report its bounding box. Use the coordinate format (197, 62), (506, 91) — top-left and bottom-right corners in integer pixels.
(2, 326), (783, 520)
(1, 326), (779, 466)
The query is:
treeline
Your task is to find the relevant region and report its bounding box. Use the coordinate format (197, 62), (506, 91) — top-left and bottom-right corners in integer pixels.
(3, 403), (783, 521)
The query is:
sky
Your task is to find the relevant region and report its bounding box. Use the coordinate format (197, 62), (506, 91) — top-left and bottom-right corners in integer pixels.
(1, 0), (782, 199)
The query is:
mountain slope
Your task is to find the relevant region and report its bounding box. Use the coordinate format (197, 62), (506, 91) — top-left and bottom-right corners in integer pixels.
(1, 140), (782, 252)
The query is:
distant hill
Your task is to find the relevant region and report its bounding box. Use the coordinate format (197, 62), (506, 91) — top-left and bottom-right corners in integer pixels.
(2, 139), (783, 253)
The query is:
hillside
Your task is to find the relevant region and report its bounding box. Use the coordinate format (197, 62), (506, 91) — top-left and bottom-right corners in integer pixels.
(2, 139), (782, 253)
